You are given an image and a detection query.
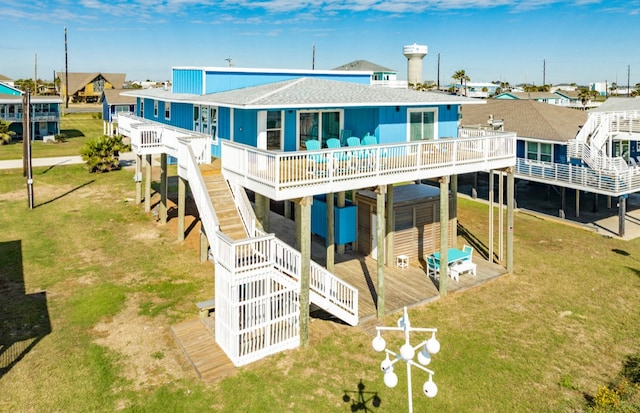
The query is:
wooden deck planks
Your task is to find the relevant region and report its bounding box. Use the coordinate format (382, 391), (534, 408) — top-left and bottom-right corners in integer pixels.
(170, 318), (237, 384)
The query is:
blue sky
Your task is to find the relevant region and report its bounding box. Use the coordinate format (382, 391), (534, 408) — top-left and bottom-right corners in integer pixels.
(1, 0), (639, 86)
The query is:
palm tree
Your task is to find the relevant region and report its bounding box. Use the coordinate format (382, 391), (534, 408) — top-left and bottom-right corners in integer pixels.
(0, 120), (15, 145)
(452, 70), (470, 96)
(578, 87), (596, 109)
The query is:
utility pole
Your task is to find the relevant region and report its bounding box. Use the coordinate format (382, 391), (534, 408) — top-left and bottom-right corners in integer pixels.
(312, 45), (315, 70)
(23, 88), (34, 209)
(34, 53), (38, 96)
(628, 65), (631, 97)
(64, 27), (69, 109)
(542, 59), (546, 88)
(437, 53), (440, 90)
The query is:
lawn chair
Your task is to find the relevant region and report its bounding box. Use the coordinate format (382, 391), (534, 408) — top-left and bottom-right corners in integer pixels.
(426, 255), (439, 280)
(326, 138), (350, 162)
(305, 140), (326, 177)
(462, 244), (473, 260)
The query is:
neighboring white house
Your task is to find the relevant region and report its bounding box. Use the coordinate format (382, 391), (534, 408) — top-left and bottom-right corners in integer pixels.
(333, 60), (408, 88)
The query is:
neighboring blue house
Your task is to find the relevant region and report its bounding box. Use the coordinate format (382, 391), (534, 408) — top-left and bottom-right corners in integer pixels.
(100, 89), (136, 136)
(0, 81), (62, 139)
(461, 98), (640, 237)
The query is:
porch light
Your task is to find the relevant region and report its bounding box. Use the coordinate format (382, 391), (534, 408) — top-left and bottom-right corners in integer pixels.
(371, 306), (440, 413)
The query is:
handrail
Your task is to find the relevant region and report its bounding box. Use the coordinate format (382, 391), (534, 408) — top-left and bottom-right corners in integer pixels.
(176, 138), (220, 256)
(515, 158), (640, 196)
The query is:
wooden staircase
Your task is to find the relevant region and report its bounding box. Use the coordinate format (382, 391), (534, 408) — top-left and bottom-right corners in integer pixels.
(199, 161), (247, 241)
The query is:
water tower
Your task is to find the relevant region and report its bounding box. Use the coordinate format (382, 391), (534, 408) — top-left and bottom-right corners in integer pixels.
(403, 43), (428, 85)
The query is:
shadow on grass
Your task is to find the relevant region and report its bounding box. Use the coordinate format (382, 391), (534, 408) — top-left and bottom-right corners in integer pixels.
(0, 240), (51, 379)
(457, 222), (491, 261)
(36, 180), (95, 208)
(59, 129), (85, 138)
(342, 379), (381, 412)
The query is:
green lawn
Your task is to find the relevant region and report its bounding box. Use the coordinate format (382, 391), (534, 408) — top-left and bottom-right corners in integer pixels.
(0, 161), (638, 412)
(0, 112), (102, 160)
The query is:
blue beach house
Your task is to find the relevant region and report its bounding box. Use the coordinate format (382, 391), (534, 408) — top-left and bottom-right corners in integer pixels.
(117, 65), (517, 366)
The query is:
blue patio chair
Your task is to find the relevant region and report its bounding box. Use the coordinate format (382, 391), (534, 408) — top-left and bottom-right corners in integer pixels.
(462, 244), (473, 260)
(305, 140), (326, 176)
(326, 138), (349, 162)
(362, 134), (377, 145)
(347, 136), (368, 159)
(426, 255), (439, 280)
(340, 129), (352, 146)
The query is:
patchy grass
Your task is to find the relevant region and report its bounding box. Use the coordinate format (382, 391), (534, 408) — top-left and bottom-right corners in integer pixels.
(0, 112), (101, 160)
(0, 159), (639, 412)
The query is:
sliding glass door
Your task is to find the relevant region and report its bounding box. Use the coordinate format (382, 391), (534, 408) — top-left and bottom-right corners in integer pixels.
(298, 110), (342, 149)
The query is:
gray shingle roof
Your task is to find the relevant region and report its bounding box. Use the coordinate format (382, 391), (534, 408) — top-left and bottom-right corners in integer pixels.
(591, 97), (640, 112)
(100, 89), (137, 105)
(333, 60), (396, 73)
(123, 77), (483, 109)
(460, 99), (588, 142)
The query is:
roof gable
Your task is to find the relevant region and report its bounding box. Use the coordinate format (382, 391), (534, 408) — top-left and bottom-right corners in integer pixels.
(333, 60), (396, 73)
(100, 89), (137, 105)
(58, 72), (126, 95)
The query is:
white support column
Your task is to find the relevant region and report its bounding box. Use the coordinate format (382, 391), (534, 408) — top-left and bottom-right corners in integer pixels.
(439, 176), (450, 297)
(160, 153), (167, 224)
(327, 193), (335, 273)
(298, 196), (312, 346)
(376, 185), (386, 317)
(144, 154), (152, 213)
(178, 176), (186, 242)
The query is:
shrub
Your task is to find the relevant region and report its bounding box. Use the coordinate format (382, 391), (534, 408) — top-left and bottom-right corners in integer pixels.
(80, 135), (126, 173)
(54, 133), (67, 143)
(0, 119), (15, 145)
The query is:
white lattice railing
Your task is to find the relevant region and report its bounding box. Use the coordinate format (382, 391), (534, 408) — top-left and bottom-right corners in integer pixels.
(227, 178), (359, 326)
(215, 231), (299, 366)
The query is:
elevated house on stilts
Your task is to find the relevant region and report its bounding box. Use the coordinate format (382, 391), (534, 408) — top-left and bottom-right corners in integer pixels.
(115, 66), (516, 366)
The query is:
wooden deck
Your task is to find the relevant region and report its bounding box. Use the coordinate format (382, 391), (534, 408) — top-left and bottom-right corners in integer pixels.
(170, 318), (237, 384)
(272, 214), (508, 323)
(172, 208), (507, 383)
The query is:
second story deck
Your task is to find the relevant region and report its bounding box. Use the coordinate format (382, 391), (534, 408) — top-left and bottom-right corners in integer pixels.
(118, 113), (516, 201)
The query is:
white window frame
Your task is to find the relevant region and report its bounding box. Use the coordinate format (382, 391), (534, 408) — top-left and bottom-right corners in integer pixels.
(153, 100), (158, 117)
(407, 107), (439, 141)
(296, 109), (343, 149)
(193, 104), (218, 143)
(164, 102), (171, 120)
(139, 99), (144, 118)
(526, 141), (553, 162)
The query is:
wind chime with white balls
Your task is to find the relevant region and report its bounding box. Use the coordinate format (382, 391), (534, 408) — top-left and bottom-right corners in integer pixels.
(371, 306), (440, 413)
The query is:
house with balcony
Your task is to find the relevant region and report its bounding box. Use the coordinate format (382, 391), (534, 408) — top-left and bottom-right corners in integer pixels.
(100, 89), (136, 136)
(461, 98), (640, 237)
(0, 82), (62, 139)
(57, 72), (126, 104)
(116, 65), (516, 367)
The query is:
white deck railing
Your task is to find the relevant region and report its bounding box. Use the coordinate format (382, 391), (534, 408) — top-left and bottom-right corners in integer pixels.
(214, 232), (299, 366)
(228, 180), (359, 326)
(515, 158), (640, 196)
(117, 113), (211, 160)
(222, 132), (515, 200)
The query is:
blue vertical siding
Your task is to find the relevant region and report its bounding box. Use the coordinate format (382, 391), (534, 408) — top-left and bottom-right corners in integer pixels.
(204, 71), (370, 93)
(516, 140), (525, 158)
(377, 107), (406, 143)
(554, 144), (567, 164)
(344, 108), (378, 140)
(166, 102), (192, 129)
(172, 69), (203, 94)
(233, 110), (258, 146)
(102, 101), (109, 121)
(438, 105), (459, 138)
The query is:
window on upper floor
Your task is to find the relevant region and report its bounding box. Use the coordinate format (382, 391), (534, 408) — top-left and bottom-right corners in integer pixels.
(408, 108), (438, 141)
(527, 142), (552, 162)
(153, 100), (158, 117)
(140, 100), (144, 118)
(165, 102), (171, 120)
(267, 110), (283, 151)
